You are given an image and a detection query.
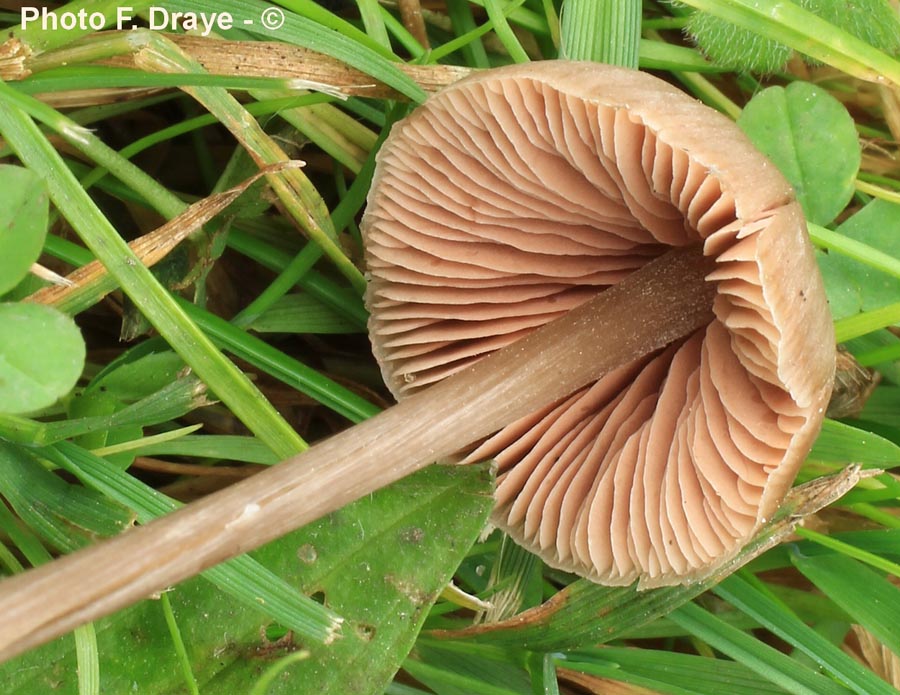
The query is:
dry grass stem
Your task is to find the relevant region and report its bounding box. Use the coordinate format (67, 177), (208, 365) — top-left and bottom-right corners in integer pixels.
(28, 262), (74, 287)
(130, 33), (467, 99)
(27, 161), (301, 308)
(398, 0), (431, 50)
(851, 625), (900, 688)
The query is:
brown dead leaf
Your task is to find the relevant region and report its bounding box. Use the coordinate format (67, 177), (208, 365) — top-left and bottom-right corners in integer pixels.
(27, 160), (302, 308)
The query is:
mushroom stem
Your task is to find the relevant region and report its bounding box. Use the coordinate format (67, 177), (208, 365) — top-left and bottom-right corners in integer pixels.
(0, 244), (717, 663)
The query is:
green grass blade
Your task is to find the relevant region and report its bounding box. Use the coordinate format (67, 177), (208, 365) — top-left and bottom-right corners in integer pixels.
(129, 32), (365, 293)
(272, 0), (399, 58)
(402, 661), (523, 695)
(357, 0), (392, 50)
(445, 0), (491, 68)
(0, 499), (53, 568)
(714, 574), (899, 695)
(638, 38), (717, 72)
(0, 79), (185, 219)
(809, 223), (900, 281)
(173, 297), (381, 423)
(834, 302), (900, 342)
(484, 0), (530, 62)
(791, 550), (900, 656)
(226, 230), (369, 327)
(85, 94), (333, 183)
(467, 0), (546, 35)
(243, 294), (361, 334)
(556, 659), (698, 695)
(0, 374), (207, 446)
(380, 5), (427, 58)
(74, 623), (100, 695)
(565, 646), (793, 695)
(807, 419), (900, 466)
(232, 242), (324, 328)
(560, 0), (641, 67)
(0, 442), (133, 553)
(91, 426), (204, 459)
(0, 542), (24, 574)
(669, 601), (852, 695)
(121, 434), (280, 465)
(540, 0), (561, 48)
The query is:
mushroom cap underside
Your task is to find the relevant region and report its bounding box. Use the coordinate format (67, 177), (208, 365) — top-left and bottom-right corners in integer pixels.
(362, 61), (835, 587)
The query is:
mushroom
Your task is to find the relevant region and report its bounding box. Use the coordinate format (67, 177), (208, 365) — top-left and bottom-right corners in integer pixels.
(0, 61), (835, 661)
(362, 61), (835, 587)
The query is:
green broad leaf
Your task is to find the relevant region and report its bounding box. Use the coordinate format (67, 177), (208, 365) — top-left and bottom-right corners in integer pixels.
(0, 442), (133, 554)
(737, 82), (860, 226)
(208, 461), (495, 694)
(0, 164), (49, 296)
(0, 462), (494, 694)
(686, 0), (900, 73)
(687, 10), (792, 72)
(807, 419), (900, 466)
(0, 302), (85, 414)
(816, 200), (900, 321)
(791, 551), (900, 657)
(802, 0), (900, 58)
(247, 293), (361, 334)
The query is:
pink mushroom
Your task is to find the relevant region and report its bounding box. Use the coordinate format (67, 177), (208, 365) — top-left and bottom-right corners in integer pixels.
(363, 61), (835, 587)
